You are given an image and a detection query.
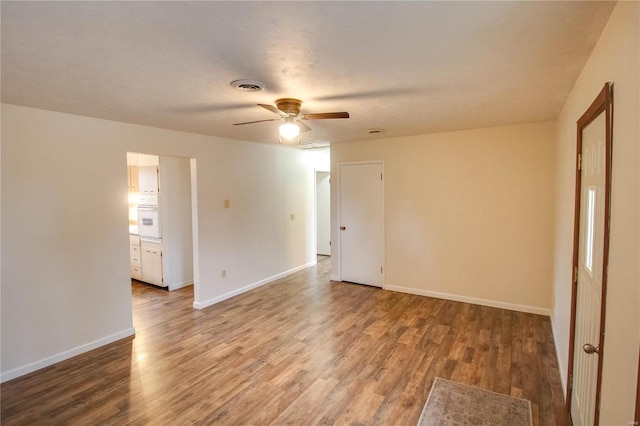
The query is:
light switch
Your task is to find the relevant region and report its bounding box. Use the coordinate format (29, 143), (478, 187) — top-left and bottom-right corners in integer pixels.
(290, 213), (295, 220)
(224, 199), (230, 209)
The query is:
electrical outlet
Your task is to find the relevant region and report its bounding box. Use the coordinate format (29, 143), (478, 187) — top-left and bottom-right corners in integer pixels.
(221, 270), (226, 278)
(224, 199), (230, 209)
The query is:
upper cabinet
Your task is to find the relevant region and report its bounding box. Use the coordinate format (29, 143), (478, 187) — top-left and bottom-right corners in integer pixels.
(127, 153), (159, 194)
(138, 166), (159, 195)
(127, 165), (139, 192)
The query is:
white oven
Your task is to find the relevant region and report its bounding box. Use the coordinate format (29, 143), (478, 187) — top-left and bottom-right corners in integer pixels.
(137, 207), (161, 238)
(138, 195), (159, 208)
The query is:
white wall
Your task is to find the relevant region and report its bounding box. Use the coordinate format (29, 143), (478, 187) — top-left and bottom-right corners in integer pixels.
(312, 149), (330, 172)
(316, 171), (331, 256)
(0, 104), (317, 380)
(331, 121), (556, 314)
(551, 2), (639, 424)
(158, 155), (193, 290)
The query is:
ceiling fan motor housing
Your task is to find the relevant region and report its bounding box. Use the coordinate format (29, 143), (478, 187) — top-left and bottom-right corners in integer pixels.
(275, 98), (302, 116)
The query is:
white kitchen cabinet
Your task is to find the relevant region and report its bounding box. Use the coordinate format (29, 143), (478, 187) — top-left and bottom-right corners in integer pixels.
(138, 166), (159, 195)
(127, 165), (139, 192)
(130, 235), (164, 286)
(141, 241), (164, 286)
(130, 247), (141, 267)
(131, 265), (142, 280)
(130, 235), (142, 280)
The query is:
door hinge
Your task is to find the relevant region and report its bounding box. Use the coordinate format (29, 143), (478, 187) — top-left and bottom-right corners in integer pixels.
(577, 154), (582, 171)
(569, 373), (573, 390)
(329, 240), (331, 246)
(156, 167), (160, 194)
(574, 266), (578, 283)
(380, 266), (383, 274)
(380, 173), (383, 180)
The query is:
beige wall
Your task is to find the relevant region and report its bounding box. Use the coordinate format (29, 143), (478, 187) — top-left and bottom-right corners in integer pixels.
(331, 121), (556, 314)
(552, 2), (639, 424)
(1, 104), (318, 380)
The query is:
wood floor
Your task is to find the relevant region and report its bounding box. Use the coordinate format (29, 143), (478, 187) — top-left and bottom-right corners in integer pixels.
(1, 256), (570, 425)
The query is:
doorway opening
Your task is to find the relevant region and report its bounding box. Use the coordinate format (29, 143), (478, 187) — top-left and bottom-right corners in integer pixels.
(309, 146), (331, 264)
(316, 170), (331, 257)
(126, 152), (198, 315)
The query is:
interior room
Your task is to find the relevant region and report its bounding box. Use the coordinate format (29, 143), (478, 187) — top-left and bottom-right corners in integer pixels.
(1, 1), (638, 425)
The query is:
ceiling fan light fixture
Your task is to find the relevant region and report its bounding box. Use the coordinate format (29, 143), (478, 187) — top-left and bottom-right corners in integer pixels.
(279, 133), (300, 145)
(279, 118), (300, 140)
(232, 98), (349, 144)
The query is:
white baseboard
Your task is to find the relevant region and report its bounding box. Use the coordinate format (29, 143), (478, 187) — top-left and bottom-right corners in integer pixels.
(1, 327), (135, 383)
(383, 284), (551, 316)
(329, 275), (340, 282)
(168, 280), (193, 291)
(193, 260), (317, 310)
(550, 314), (568, 399)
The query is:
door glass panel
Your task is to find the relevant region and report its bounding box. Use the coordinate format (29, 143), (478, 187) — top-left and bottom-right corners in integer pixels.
(585, 186), (596, 275)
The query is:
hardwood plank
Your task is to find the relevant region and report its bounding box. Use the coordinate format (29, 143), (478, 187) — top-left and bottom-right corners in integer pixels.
(0, 256), (571, 425)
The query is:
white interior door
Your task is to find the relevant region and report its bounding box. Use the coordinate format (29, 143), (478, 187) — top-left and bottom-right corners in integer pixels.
(316, 171), (331, 256)
(339, 162), (383, 287)
(571, 111), (607, 426)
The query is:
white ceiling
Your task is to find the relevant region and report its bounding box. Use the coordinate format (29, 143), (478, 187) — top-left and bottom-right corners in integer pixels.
(1, 1), (614, 145)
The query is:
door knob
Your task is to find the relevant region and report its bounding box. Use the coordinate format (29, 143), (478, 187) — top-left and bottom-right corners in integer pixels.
(583, 343), (599, 354)
(340, 226), (346, 230)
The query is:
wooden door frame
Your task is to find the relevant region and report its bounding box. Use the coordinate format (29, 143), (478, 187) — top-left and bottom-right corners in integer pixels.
(635, 349), (640, 426)
(565, 82), (613, 425)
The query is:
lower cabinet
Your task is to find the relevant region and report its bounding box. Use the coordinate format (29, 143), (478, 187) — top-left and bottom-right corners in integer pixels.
(141, 241), (164, 286)
(130, 235), (165, 287)
(130, 235), (142, 280)
(131, 265), (142, 280)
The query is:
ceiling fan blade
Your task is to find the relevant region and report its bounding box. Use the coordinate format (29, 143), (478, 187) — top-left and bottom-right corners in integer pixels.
(233, 118), (278, 126)
(258, 104), (288, 117)
(298, 121), (312, 133)
(299, 112), (350, 120)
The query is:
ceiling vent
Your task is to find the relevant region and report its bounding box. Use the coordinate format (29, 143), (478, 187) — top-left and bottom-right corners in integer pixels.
(230, 79), (266, 92)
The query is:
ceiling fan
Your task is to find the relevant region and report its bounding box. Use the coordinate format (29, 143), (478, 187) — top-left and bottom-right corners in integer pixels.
(233, 98), (349, 144)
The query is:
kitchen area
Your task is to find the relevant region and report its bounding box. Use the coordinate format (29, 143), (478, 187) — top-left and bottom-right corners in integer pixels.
(127, 152), (194, 290)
